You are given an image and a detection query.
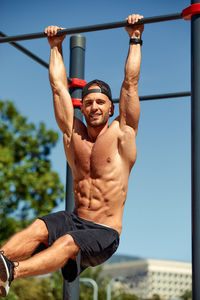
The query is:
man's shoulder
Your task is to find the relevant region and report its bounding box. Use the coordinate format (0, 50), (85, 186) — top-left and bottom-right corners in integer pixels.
(109, 117), (132, 136)
(109, 117), (120, 129)
(110, 117), (134, 135)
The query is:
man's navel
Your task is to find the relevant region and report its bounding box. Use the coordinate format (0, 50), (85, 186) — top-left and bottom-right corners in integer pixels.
(106, 157), (111, 163)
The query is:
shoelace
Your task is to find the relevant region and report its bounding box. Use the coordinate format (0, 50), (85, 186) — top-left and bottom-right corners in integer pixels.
(14, 261), (19, 268)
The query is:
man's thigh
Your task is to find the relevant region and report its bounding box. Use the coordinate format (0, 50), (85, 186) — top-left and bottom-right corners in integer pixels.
(27, 219), (49, 246)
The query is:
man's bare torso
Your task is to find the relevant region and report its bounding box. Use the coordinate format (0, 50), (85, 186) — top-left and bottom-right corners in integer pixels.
(63, 117), (137, 234)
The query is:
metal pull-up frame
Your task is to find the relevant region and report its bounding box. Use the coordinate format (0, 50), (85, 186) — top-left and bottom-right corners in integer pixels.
(0, 13), (183, 44)
(1, 2), (200, 300)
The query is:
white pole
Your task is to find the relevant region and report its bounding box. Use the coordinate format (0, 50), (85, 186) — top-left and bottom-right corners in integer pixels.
(106, 278), (115, 300)
(80, 278), (98, 300)
(107, 277), (125, 300)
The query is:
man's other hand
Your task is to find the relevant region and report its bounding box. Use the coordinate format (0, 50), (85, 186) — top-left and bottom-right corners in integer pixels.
(125, 14), (144, 39)
(45, 25), (66, 48)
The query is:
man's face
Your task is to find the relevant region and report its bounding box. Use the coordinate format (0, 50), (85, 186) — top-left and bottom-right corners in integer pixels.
(81, 86), (113, 128)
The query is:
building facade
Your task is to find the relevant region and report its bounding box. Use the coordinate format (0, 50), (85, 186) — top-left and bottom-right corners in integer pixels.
(102, 258), (192, 299)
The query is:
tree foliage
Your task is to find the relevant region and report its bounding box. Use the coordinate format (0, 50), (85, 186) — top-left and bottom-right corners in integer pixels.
(80, 266), (139, 300)
(6, 265), (165, 300)
(80, 266), (108, 300)
(180, 289), (192, 300)
(6, 267), (140, 300)
(6, 271), (63, 300)
(150, 294), (161, 300)
(0, 100), (64, 243)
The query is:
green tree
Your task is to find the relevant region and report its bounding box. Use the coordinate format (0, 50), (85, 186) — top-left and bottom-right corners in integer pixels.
(112, 291), (138, 300)
(5, 271), (63, 300)
(0, 100), (64, 243)
(181, 289), (192, 300)
(80, 266), (139, 300)
(80, 266), (108, 300)
(151, 294), (161, 300)
(6, 266), (141, 299)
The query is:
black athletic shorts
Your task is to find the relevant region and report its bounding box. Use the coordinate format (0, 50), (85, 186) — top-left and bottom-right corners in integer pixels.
(34, 211), (119, 282)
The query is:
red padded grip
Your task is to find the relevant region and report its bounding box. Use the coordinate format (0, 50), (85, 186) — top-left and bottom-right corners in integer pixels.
(182, 3), (200, 20)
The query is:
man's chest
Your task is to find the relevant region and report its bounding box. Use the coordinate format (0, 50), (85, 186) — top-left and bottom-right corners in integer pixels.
(64, 124), (137, 179)
(71, 133), (119, 177)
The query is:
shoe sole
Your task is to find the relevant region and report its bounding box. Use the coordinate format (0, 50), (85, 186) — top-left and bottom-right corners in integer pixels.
(0, 254), (9, 297)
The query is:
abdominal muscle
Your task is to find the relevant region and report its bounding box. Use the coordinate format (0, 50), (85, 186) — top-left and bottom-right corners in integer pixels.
(73, 173), (128, 235)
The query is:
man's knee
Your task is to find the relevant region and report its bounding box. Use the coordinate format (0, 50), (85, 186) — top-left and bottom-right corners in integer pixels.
(57, 234), (79, 258)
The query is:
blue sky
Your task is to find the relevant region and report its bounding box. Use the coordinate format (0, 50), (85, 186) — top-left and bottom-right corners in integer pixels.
(1, 0), (191, 262)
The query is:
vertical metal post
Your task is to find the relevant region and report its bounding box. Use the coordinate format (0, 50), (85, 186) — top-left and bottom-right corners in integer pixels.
(191, 1), (200, 300)
(63, 35), (86, 300)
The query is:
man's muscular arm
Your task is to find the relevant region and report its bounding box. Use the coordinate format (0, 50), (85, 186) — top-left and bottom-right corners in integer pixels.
(46, 26), (74, 144)
(119, 14), (144, 134)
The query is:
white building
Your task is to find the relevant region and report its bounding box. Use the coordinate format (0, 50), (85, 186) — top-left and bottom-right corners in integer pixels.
(102, 258), (192, 299)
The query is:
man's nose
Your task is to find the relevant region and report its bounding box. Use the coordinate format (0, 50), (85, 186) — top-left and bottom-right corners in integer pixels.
(91, 101), (98, 110)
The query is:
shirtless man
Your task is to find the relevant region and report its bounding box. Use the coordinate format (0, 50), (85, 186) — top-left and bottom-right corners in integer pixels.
(0, 14), (144, 297)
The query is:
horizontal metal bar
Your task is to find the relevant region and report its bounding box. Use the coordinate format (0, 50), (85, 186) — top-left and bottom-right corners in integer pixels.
(0, 13), (182, 44)
(0, 31), (49, 69)
(0, 29), (190, 104)
(112, 91), (191, 103)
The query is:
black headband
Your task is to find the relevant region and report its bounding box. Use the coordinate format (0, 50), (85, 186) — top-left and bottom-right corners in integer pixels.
(82, 79), (113, 103)
(82, 88), (112, 102)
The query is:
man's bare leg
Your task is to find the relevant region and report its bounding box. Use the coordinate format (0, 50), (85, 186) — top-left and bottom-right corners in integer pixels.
(14, 234), (79, 278)
(0, 219), (49, 261)
(0, 233), (79, 297)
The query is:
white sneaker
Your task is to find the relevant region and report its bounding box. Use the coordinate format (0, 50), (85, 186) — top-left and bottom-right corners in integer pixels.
(0, 252), (15, 297)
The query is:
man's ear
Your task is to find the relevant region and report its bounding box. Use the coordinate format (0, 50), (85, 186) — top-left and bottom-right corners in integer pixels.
(109, 103), (114, 117)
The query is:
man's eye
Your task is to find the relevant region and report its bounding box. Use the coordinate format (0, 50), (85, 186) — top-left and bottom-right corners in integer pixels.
(85, 101), (92, 106)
